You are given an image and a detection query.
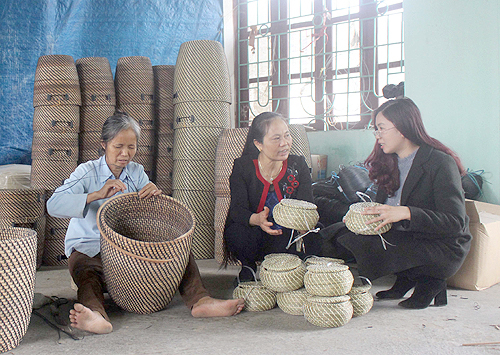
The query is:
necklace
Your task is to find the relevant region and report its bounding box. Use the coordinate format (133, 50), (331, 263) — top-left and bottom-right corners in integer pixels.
(258, 158), (283, 182)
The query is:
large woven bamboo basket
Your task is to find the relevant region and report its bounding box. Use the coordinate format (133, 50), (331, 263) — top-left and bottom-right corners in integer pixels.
(43, 214), (70, 266)
(157, 133), (174, 157)
(288, 124), (313, 169)
(31, 132), (79, 161)
(97, 193), (194, 314)
(344, 202), (392, 235)
(30, 159), (77, 190)
(80, 105), (115, 132)
(158, 114), (175, 134)
(173, 101), (231, 129)
(172, 160), (215, 191)
(116, 103), (155, 130)
(156, 156), (174, 180)
(153, 65), (175, 110)
(303, 295), (353, 328)
(190, 223), (215, 260)
(33, 55), (81, 107)
(277, 287), (310, 315)
(172, 190), (216, 225)
(273, 199), (319, 231)
(0, 188), (45, 220)
(156, 177), (173, 196)
(233, 281), (276, 312)
(76, 57), (116, 106)
(214, 127), (249, 198)
(0, 216), (45, 269)
(173, 126), (224, 161)
(304, 263), (354, 297)
(348, 285), (373, 317)
(33, 105), (80, 133)
(173, 40), (231, 104)
(0, 227), (37, 352)
(260, 254), (306, 292)
(115, 56), (154, 106)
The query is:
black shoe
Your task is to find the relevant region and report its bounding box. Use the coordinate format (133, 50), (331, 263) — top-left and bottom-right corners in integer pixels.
(376, 273), (416, 300)
(398, 277), (447, 309)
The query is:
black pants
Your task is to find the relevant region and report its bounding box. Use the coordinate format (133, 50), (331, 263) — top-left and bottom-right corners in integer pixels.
(224, 222), (322, 278)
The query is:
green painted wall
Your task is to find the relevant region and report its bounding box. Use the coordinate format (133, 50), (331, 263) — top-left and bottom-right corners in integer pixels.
(308, 0), (500, 204)
(307, 130), (375, 176)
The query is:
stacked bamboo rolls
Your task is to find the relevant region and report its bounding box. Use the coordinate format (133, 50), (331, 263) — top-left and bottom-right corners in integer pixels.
(172, 40), (232, 259)
(115, 56), (156, 180)
(153, 65), (175, 195)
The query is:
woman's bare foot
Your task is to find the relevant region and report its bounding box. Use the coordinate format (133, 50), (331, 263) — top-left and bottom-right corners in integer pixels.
(191, 296), (245, 318)
(69, 303), (113, 334)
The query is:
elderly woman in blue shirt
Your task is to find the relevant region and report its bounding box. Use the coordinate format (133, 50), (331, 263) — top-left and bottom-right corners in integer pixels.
(47, 111), (243, 334)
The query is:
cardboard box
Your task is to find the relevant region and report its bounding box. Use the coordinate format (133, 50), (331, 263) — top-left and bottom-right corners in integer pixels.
(310, 154), (327, 181)
(447, 199), (500, 290)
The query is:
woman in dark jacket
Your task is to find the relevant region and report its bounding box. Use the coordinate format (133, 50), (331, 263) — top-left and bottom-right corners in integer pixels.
(325, 98), (471, 309)
(224, 112), (320, 281)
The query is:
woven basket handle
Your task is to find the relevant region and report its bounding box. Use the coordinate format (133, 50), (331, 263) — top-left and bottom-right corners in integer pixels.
(356, 191), (372, 202)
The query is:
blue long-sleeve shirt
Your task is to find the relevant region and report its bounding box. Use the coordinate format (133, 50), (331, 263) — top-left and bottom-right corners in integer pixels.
(46, 156), (150, 257)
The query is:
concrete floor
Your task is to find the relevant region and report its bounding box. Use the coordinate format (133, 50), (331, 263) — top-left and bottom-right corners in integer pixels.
(5, 259), (500, 355)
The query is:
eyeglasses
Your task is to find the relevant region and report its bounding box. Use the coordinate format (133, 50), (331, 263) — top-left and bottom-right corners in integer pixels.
(373, 127), (396, 138)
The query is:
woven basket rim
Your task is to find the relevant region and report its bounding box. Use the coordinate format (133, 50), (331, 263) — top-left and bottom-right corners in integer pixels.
(279, 199), (317, 210)
(305, 256), (345, 265)
(306, 295), (350, 304)
(97, 192), (195, 249)
(306, 263), (350, 273)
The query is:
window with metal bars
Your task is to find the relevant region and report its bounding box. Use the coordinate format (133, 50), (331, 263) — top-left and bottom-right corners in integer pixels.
(236, 0), (404, 130)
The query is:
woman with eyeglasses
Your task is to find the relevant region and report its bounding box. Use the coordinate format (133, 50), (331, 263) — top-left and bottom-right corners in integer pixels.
(322, 98), (471, 309)
(47, 111), (244, 334)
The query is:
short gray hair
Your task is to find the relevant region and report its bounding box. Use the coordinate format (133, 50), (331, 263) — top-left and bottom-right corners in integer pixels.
(101, 110), (141, 144)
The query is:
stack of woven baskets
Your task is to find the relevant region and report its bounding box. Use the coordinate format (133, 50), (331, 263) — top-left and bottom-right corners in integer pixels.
(76, 57), (116, 163)
(31, 54), (80, 191)
(0, 189), (46, 268)
(153, 65), (175, 194)
(31, 55), (81, 266)
(171, 40), (232, 259)
(115, 56), (156, 180)
(213, 125), (314, 264)
(233, 254), (373, 327)
(0, 227), (37, 352)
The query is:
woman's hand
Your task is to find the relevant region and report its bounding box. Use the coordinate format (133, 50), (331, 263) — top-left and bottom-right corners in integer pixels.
(138, 182), (162, 199)
(249, 207), (283, 235)
(87, 179), (127, 203)
(362, 205), (411, 232)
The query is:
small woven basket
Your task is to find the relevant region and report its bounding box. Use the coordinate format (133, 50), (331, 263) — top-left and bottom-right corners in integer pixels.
(273, 199), (319, 231)
(0, 227), (37, 352)
(303, 295), (353, 328)
(344, 202), (392, 235)
(260, 254), (306, 292)
(304, 263), (354, 297)
(233, 281), (276, 312)
(97, 193), (194, 314)
(277, 287), (310, 315)
(348, 285), (374, 317)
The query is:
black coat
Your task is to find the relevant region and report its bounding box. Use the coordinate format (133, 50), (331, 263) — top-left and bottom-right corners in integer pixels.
(337, 144), (472, 281)
(225, 154), (313, 227)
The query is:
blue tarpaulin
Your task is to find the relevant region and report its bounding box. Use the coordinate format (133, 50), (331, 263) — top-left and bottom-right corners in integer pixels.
(0, 0), (223, 165)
